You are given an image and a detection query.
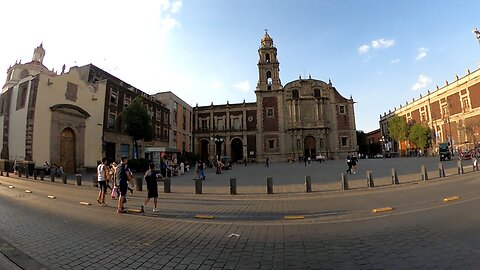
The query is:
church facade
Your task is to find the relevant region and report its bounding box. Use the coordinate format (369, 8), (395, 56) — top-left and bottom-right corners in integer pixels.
(193, 33), (357, 162)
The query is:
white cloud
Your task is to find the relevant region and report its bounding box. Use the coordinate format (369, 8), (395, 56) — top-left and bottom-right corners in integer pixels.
(416, 47), (428, 61)
(170, 0), (183, 13)
(411, 74), (432, 91)
(371, 39), (395, 49)
(233, 80), (250, 92)
(389, 58), (400, 64)
(358, 45), (370, 54)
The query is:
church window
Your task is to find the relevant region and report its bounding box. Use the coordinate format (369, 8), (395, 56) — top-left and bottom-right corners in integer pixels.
(292, 90), (299, 99)
(314, 89), (321, 98)
(268, 139), (275, 149)
(339, 105), (345, 114)
(341, 137), (348, 147)
(266, 71), (272, 85)
(265, 53), (270, 62)
(266, 108), (274, 118)
(16, 81), (29, 110)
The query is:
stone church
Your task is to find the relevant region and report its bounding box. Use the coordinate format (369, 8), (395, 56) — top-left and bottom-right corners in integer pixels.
(193, 32), (357, 163)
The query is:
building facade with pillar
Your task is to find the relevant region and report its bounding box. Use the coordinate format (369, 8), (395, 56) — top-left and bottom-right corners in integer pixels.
(379, 67), (480, 156)
(193, 33), (357, 163)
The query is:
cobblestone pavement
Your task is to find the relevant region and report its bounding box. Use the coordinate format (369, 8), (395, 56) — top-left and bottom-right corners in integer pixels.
(1, 158), (480, 269)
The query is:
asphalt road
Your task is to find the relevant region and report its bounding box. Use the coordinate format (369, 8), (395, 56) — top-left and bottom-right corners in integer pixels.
(0, 157), (480, 269)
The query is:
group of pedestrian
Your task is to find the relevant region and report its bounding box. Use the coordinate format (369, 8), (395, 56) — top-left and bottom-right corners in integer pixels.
(345, 153), (358, 174)
(194, 160), (206, 180)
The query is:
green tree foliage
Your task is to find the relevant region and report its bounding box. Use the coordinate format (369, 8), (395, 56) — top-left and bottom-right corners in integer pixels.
(388, 116), (408, 143)
(122, 96), (153, 158)
(356, 131), (368, 156)
(408, 123), (430, 150)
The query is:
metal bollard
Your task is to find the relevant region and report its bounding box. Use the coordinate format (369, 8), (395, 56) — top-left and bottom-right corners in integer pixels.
(391, 168), (399, 185)
(230, 178), (237, 195)
(457, 160), (464, 175)
(92, 175), (98, 187)
(164, 178), (171, 193)
(76, 174), (82, 186)
(33, 170), (38, 180)
(341, 173), (349, 190)
(421, 165), (428, 181)
(40, 170), (44, 180)
(439, 162), (445, 178)
(50, 172), (55, 182)
(62, 174), (67, 184)
(135, 177), (142, 191)
(367, 171), (374, 188)
(267, 177), (273, 194)
(305, 175), (312, 193)
(195, 179), (202, 194)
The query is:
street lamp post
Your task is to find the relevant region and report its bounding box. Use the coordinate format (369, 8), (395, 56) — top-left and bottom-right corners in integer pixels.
(211, 135), (224, 161)
(379, 136), (385, 157)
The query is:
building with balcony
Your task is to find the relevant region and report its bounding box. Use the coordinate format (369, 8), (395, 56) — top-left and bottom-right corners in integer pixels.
(193, 33), (357, 163)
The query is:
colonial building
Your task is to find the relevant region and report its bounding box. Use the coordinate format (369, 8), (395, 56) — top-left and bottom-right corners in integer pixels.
(1, 45), (170, 172)
(193, 33), (357, 162)
(153, 91), (193, 154)
(379, 67), (480, 156)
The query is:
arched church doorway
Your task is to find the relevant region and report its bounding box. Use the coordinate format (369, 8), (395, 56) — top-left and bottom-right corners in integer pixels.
(200, 139), (209, 163)
(304, 136), (316, 158)
(231, 138), (244, 162)
(60, 128), (76, 172)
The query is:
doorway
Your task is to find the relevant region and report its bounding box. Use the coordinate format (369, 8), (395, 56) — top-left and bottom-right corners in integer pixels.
(60, 128), (76, 172)
(230, 138), (244, 162)
(304, 136), (316, 158)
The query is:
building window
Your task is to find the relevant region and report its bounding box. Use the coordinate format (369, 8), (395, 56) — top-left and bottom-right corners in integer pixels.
(266, 108), (274, 118)
(110, 90), (118, 105)
(173, 101), (178, 123)
(341, 137), (348, 147)
(120, 144), (129, 158)
(314, 89), (321, 98)
(16, 81), (28, 110)
(216, 118), (225, 130)
(462, 97), (470, 113)
(164, 111), (169, 124)
(232, 117), (241, 130)
(268, 139), (275, 149)
(182, 107), (187, 130)
(292, 90), (299, 99)
(108, 112), (116, 129)
(0, 98), (4, 115)
(296, 139), (301, 149)
(201, 119), (208, 131)
(339, 105), (345, 114)
(124, 96), (131, 108)
(156, 126), (161, 139)
(173, 131), (177, 142)
(319, 138), (324, 148)
(163, 128), (168, 139)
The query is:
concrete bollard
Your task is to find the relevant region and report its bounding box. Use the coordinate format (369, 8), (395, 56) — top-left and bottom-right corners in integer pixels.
(421, 165), (428, 181)
(92, 175), (98, 187)
(439, 162), (445, 178)
(164, 178), (171, 193)
(76, 174), (82, 186)
(367, 171), (374, 188)
(195, 179), (202, 194)
(62, 174), (67, 184)
(341, 173), (349, 190)
(391, 168), (399, 185)
(135, 177), (142, 191)
(267, 177), (273, 194)
(40, 170), (44, 180)
(457, 160), (464, 175)
(305, 175), (312, 193)
(230, 178), (237, 195)
(33, 170), (38, 180)
(50, 172), (55, 182)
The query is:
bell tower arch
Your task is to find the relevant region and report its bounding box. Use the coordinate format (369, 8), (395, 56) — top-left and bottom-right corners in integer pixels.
(256, 31), (282, 91)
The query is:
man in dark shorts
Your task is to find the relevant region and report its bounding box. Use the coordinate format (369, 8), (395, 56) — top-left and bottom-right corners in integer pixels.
(116, 156), (133, 213)
(142, 163), (163, 213)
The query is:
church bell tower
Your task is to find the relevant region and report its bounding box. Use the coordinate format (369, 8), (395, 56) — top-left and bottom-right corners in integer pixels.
(256, 31), (282, 91)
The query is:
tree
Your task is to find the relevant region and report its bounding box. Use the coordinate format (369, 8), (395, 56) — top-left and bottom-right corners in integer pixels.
(388, 115), (408, 143)
(356, 131), (368, 156)
(122, 97), (153, 159)
(408, 123), (431, 150)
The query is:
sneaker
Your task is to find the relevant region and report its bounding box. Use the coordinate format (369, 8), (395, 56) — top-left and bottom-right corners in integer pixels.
(153, 208), (158, 213)
(140, 205), (145, 213)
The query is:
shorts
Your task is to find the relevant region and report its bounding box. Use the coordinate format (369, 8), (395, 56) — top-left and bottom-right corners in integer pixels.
(119, 183), (128, 197)
(147, 182), (158, 198)
(98, 181), (107, 192)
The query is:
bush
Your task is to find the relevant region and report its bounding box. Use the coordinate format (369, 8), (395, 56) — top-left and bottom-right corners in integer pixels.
(128, 158), (151, 172)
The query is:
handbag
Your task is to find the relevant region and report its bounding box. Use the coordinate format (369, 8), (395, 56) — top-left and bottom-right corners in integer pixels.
(111, 186), (119, 199)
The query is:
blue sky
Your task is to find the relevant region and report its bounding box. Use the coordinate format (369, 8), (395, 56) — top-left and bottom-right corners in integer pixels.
(1, 0), (480, 132)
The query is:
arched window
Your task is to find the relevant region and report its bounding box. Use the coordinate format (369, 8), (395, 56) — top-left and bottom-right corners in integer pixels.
(266, 71), (272, 85)
(265, 53), (270, 62)
(292, 90), (299, 99)
(314, 89), (321, 98)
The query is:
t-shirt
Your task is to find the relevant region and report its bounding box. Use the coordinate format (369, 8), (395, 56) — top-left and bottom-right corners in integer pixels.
(115, 164), (130, 186)
(97, 164), (106, 182)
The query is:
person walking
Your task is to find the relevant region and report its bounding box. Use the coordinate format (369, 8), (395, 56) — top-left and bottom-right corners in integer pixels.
(116, 156), (134, 213)
(199, 160), (206, 180)
(96, 158), (108, 206)
(346, 155), (352, 174)
(351, 154), (358, 174)
(142, 163), (162, 213)
(265, 157), (270, 168)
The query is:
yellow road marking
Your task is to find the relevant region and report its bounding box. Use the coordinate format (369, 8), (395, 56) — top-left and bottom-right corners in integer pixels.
(372, 207), (393, 213)
(80, 202), (91, 205)
(25, 190), (32, 193)
(443, 196), (460, 202)
(127, 209), (143, 213)
(284, 215), (305, 220)
(195, 215), (215, 219)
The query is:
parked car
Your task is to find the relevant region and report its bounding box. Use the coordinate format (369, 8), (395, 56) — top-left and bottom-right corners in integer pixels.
(374, 153), (383, 158)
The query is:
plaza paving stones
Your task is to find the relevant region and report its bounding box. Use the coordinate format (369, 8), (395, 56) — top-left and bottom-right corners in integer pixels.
(0, 157), (480, 269)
